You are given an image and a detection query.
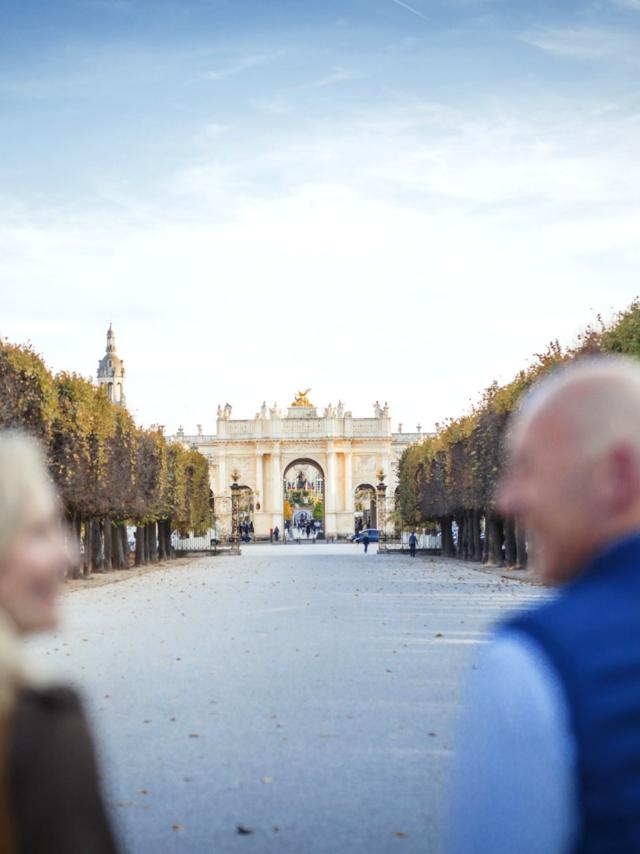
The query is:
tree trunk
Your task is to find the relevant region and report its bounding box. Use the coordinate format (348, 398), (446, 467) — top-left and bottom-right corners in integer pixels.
(504, 517), (517, 567)
(103, 516), (113, 571)
(90, 518), (103, 572)
(158, 520), (167, 561)
(120, 525), (130, 568)
(167, 520), (173, 559)
(165, 520), (172, 558)
(441, 516), (455, 557)
(135, 526), (145, 567)
(485, 513), (504, 566)
(455, 516), (464, 559)
(82, 519), (91, 577)
(464, 511), (473, 560)
(112, 522), (124, 569)
(67, 511), (81, 579)
(516, 521), (528, 569)
(471, 510), (482, 562)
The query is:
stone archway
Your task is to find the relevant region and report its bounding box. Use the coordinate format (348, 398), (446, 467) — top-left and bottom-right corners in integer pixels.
(237, 486), (254, 540)
(354, 483), (377, 532)
(283, 459), (325, 539)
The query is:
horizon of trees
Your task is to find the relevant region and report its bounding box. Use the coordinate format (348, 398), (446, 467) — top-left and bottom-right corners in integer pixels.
(397, 300), (640, 568)
(0, 338), (212, 576)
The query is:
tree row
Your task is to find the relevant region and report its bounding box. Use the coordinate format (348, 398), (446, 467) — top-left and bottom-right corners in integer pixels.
(397, 300), (640, 568)
(0, 340), (212, 575)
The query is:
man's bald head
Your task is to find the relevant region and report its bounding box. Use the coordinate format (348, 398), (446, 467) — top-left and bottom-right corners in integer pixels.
(498, 356), (640, 585)
(514, 357), (640, 459)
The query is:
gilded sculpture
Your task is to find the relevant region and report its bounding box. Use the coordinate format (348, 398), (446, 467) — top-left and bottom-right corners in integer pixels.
(291, 388), (313, 408)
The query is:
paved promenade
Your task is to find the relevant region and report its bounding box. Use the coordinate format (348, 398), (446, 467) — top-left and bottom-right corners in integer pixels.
(30, 545), (547, 853)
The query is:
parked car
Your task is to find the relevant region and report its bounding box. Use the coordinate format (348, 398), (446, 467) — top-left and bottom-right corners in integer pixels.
(353, 528), (381, 543)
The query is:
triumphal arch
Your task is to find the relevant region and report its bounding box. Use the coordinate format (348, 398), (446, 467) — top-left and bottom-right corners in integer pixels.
(170, 392), (424, 540)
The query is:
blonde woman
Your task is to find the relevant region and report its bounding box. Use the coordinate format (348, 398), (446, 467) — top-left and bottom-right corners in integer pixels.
(0, 431), (118, 853)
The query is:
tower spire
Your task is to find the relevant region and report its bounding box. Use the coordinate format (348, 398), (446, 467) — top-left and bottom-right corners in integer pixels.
(97, 324), (126, 406)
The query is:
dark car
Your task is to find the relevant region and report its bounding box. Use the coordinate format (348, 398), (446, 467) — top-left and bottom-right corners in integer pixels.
(353, 528), (381, 543)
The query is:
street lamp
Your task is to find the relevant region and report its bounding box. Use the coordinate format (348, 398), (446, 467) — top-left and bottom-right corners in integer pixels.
(376, 469), (387, 546)
(230, 468), (242, 555)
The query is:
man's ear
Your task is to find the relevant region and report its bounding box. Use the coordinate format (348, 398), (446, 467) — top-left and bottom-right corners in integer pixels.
(599, 443), (640, 512)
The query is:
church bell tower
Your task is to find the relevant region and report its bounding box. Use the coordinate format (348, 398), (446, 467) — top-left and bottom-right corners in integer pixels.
(97, 324), (126, 406)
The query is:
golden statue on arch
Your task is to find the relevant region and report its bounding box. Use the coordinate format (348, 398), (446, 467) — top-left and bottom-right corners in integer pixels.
(291, 388), (313, 408)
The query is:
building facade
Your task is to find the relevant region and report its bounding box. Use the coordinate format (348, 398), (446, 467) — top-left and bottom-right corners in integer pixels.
(169, 392), (427, 539)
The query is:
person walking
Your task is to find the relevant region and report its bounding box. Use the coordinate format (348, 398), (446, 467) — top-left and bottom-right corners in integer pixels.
(362, 532), (370, 554)
(408, 531), (418, 557)
(0, 431), (119, 852)
(445, 357), (640, 854)
(273, 526), (280, 542)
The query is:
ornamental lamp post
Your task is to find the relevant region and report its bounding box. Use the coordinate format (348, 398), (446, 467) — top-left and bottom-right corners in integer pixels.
(376, 469), (387, 545)
(230, 468), (242, 555)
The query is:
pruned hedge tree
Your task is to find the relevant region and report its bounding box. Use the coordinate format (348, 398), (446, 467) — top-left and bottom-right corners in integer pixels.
(397, 302), (640, 568)
(0, 340), (212, 577)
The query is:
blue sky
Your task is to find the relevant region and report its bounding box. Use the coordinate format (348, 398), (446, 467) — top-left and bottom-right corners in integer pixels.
(2, 0), (640, 432)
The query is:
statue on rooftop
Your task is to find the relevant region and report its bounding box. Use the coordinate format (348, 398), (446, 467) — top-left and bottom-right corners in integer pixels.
(291, 388), (313, 408)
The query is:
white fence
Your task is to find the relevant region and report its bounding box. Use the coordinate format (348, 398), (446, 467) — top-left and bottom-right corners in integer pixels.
(399, 531), (442, 549)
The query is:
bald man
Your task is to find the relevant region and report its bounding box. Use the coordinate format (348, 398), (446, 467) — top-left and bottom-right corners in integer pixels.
(444, 357), (640, 854)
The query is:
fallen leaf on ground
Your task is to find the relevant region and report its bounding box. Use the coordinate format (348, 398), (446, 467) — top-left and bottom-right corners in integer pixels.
(236, 824), (254, 835)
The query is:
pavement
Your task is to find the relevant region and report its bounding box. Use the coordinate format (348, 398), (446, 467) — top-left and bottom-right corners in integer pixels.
(29, 544), (549, 854)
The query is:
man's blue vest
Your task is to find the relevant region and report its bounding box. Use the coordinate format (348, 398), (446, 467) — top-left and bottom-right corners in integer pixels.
(504, 534), (640, 853)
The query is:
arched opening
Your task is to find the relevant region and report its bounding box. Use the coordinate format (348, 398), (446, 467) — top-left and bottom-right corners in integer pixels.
(283, 459), (325, 540)
(354, 483), (377, 533)
(238, 486), (254, 541)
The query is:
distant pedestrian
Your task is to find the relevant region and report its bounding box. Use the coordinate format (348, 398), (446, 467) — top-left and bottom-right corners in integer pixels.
(409, 531), (418, 557)
(274, 526), (280, 542)
(362, 532), (370, 554)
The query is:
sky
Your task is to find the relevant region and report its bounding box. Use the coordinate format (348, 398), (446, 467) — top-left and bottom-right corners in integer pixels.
(1, 0), (640, 434)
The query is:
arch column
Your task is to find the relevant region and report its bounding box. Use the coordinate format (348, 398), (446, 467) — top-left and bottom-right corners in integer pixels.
(325, 446), (337, 537)
(271, 444), (283, 529)
(344, 450), (353, 513)
(255, 452), (264, 512)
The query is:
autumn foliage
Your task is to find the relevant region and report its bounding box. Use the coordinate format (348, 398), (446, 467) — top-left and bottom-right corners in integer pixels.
(0, 340), (212, 576)
(397, 301), (640, 568)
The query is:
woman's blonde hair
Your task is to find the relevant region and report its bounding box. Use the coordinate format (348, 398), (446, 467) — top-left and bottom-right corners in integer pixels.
(0, 431), (58, 564)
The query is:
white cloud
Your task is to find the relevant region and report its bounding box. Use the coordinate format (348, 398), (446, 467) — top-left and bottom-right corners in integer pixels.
(250, 98), (290, 115)
(523, 26), (640, 63)
(311, 68), (363, 88)
(198, 52), (279, 82)
(388, 0), (429, 22)
(2, 96), (639, 434)
(611, 0), (640, 9)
